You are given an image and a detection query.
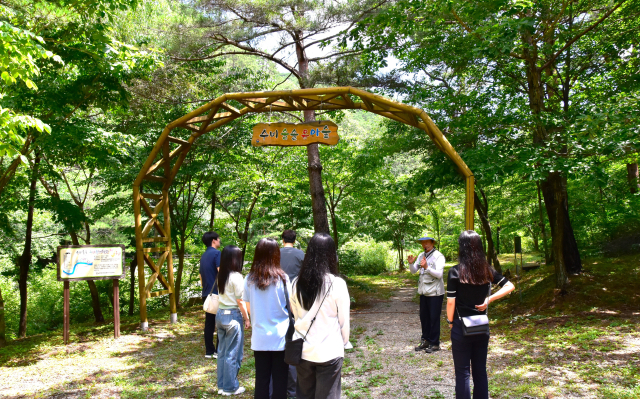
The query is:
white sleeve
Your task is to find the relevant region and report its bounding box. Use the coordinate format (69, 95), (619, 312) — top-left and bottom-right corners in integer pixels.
(409, 253), (422, 274)
(335, 278), (351, 346)
(426, 253), (446, 279)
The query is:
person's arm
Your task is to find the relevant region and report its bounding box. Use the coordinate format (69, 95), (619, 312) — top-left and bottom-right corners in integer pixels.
(199, 274), (202, 286)
(426, 253), (445, 278)
(475, 281), (515, 311)
(447, 298), (456, 329)
(336, 279), (351, 346)
(408, 253), (421, 274)
(237, 299), (250, 329)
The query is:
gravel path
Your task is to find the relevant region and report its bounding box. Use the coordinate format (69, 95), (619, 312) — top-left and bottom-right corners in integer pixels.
(344, 283), (457, 398)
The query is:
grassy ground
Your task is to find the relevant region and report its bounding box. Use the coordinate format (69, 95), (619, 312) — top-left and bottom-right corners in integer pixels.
(1, 253), (638, 398)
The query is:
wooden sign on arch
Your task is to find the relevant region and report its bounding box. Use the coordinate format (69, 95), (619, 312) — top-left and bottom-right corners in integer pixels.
(132, 86), (474, 330)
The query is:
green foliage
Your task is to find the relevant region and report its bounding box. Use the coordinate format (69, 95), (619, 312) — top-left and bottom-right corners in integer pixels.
(339, 238), (392, 275)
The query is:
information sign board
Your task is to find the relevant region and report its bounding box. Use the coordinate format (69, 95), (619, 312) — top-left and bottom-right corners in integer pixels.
(252, 121), (339, 146)
(57, 245), (126, 281)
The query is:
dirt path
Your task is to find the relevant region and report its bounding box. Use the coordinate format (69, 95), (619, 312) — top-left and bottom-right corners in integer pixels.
(344, 282), (457, 398)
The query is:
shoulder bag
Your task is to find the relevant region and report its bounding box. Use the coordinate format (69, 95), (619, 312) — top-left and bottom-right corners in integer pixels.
(456, 283), (491, 336)
(203, 277), (219, 314)
(283, 276), (334, 366)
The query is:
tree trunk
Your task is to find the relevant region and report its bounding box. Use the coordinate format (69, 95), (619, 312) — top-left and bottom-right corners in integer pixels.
(69, 231), (104, 322)
(128, 258), (136, 316)
(627, 163), (639, 194)
(328, 205), (339, 247)
(524, 49), (581, 286)
(295, 35), (330, 235)
(210, 181), (217, 229)
(0, 284), (6, 346)
(174, 240), (186, 308)
(536, 182), (550, 265)
(540, 172), (582, 291)
(474, 190), (501, 272)
(17, 155), (40, 338)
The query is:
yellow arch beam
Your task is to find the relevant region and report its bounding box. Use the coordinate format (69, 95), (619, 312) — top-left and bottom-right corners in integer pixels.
(132, 86), (474, 330)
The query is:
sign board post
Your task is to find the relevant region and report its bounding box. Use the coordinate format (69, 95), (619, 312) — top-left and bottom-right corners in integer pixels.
(57, 245), (126, 344)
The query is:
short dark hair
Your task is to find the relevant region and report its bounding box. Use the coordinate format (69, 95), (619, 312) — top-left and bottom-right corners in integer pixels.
(202, 231), (220, 247)
(282, 229), (296, 244)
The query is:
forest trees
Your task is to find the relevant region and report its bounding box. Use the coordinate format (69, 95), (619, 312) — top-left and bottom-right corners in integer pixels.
(175, 0), (389, 234)
(353, 0), (640, 290)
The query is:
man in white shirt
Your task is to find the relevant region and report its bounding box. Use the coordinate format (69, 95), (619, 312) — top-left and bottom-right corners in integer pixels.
(408, 237), (446, 353)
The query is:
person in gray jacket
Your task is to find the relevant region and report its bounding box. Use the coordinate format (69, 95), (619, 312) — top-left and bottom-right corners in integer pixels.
(407, 237), (446, 353)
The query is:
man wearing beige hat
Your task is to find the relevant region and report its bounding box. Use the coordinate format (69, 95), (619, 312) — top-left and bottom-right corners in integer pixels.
(408, 237), (446, 353)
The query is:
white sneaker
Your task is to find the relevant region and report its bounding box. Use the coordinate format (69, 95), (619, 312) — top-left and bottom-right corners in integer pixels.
(221, 387), (245, 396)
(218, 389), (223, 394)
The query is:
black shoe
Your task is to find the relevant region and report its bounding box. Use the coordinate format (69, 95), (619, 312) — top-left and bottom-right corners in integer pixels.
(414, 339), (429, 351)
(425, 344), (440, 353)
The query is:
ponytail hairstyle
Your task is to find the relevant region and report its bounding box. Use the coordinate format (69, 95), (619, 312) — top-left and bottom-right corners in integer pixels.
(218, 245), (243, 295)
(296, 233), (338, 310)
(457, 230), (493, 285)
(249, 238), (284, 290)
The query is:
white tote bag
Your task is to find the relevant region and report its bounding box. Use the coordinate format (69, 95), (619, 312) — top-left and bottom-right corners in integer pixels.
(203, 279), (219, 314)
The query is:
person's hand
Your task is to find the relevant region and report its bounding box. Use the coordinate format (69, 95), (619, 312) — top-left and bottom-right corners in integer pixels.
(407, 254), (416, 263)
(420, 258), (428, 269)
(475, 297), (490, 311)
(244, 319), (251, 329)
(449, 323), (453, 329)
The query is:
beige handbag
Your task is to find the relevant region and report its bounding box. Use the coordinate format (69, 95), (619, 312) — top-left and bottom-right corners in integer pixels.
(203, 279), (219, 314)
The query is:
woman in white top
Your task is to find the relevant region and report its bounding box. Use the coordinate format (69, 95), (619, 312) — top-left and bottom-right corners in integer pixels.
(290, 233), (350, 399)
(216, 245), (250, 396)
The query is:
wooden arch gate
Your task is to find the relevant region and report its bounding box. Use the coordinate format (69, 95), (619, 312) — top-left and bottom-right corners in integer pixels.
(133, 86), (474, 329)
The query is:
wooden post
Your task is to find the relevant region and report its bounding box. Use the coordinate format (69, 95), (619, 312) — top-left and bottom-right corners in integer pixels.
(163, 140), (178, 324)
(113, 280), (120, 339)
(133, 185), (148, 331)
(465, 175), (475, 231)
(63, 281), (70, 344)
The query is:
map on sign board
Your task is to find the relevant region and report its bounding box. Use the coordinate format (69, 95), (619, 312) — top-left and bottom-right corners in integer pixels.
(252, 121), (339, 146)
(57, 245), (126, 281)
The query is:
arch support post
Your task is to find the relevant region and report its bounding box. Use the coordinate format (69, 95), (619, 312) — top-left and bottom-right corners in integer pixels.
(163, 140), (178, 323)
(133, 184), (148, 331)
(465, 175), (475, 231)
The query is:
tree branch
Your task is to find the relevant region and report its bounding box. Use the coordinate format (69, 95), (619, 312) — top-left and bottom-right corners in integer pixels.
(538, 1), (625, 72)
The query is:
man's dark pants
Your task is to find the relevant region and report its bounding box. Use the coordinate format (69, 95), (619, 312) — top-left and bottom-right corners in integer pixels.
(419, 294), (444, 345)
(204, 311), (217, 355)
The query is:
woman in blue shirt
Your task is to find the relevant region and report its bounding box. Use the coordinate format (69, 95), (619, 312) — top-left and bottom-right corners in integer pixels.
(243, 238), (291, 399)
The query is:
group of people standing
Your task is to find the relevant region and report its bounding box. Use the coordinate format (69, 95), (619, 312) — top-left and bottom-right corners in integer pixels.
(200, 228), (514, 399)
(199, 230), (350, 398)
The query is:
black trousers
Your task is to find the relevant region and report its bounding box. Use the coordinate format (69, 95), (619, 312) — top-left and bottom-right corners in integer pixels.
(254, 350), (288, 399)
(451, 319), (490, 399)
(296, 357), (343, 399)
(204, 311), (217, 355)
(419, 294), (444, 345)
(269, 365), (297, 398)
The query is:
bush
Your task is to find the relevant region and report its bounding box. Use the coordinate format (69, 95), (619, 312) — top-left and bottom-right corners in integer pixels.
(338, 238), (391, 275)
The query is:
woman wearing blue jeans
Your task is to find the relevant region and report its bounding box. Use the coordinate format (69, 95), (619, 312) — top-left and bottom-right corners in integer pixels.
(446, 231), (514, 399)
(216, 246), (251, 396)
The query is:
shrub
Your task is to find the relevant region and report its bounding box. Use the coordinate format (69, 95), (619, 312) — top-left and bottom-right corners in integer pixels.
(338, 238), (391, 275)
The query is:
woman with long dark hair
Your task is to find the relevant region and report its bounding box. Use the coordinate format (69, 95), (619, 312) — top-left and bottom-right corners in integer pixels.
(290, 233), (351, 399)
(242, 238), (291, 399)
(216, 245), (250, 396)
(446, 230), (515, 399)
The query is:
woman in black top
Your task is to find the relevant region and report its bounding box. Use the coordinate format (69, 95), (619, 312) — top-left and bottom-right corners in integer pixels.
(446, 231), (515, 399)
